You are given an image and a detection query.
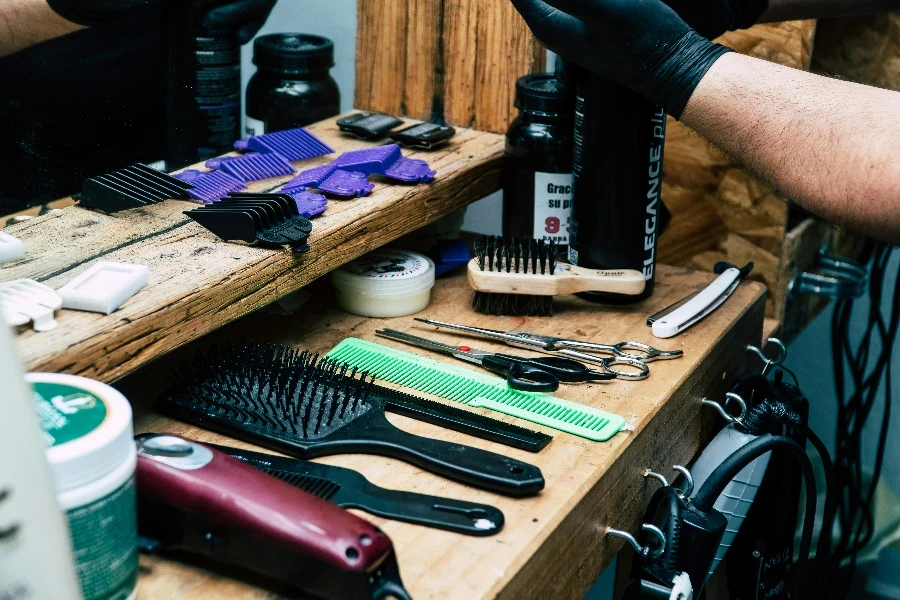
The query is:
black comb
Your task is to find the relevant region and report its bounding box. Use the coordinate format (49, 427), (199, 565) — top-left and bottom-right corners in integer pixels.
(159, 341), (544, 496)
(216, 444), (505, 536)
(184, 192), (312, 252)
(78, 163), (193, 213)
(377, 387), (551, 452)
(472, 235), (559, 317)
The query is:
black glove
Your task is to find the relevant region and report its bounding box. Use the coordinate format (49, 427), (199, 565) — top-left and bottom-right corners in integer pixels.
(510, 0), (732, 117)
(664, 0), (769, 39)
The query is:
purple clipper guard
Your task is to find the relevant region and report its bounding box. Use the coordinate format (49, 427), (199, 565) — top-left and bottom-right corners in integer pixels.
(332, 145), (402, 175)
(318, 170), (374, 197)
(281, 163), (339, 193)
(174, 169), (246, 202)
(219, 153), (296, 183)
(237, 127), (334, 162)
(384, 158), (436, 183)
(205, 154), (254, 170)
(288, 190), (328, 218)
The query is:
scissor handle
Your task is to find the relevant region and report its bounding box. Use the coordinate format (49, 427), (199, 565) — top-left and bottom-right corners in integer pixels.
(481, 355), (560, 393)
(495, 354), (616, 382)
(607, 341), (684, 363)
(551, 348), (651, 380)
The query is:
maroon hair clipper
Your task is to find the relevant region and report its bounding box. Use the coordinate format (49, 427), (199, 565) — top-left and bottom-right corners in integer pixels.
(135, 433), (411, 600)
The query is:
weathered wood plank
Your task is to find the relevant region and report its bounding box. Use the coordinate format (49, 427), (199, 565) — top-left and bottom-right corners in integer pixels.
(2, 117), (505, 381)
(124, 266), (766, 599)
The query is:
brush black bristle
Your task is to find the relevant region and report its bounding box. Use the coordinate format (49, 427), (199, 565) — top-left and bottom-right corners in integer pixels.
(472, 236), (558, 316)
(162, 341), (374, 439)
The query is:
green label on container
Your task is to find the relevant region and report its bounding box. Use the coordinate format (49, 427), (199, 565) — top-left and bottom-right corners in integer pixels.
(68, 477), (139, 600)
(32, 382), (107, 447)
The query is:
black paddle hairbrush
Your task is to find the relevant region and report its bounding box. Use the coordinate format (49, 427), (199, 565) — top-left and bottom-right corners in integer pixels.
(468, 236), (646, 316)
(159, 341), (544, 497)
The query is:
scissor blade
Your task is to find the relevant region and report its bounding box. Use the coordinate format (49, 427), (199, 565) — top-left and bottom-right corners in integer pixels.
(375, 329), (486, 365)
(413, 318), (550, 349)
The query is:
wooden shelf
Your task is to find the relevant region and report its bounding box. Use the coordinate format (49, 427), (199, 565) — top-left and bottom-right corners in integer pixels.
(122, 266), (767, 600)
(1, 117), (504, 382)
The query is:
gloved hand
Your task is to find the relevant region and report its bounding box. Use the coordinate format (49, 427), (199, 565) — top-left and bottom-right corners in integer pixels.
(510, 0), (732, 117)
(664, 0), (769, 39)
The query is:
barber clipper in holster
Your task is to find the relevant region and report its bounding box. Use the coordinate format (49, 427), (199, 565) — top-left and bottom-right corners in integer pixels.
(135, 433), (411, 600)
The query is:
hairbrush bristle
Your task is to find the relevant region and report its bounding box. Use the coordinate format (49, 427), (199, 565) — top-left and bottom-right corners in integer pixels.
(471, 236), (559, 316)
(163, 341), (373, 439)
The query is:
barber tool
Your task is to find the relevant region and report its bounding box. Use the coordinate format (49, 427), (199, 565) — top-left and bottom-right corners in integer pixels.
(0, 279), (62, 332)
(184, 192), (312, 251)
(648, 262), (754, 339)
(173, 169), (246, 203)
(0, 231), (25, 264)
(159, 341), (543, 496)
(376, 328), (614, 392)
(136, 433), (411, 600)
(326, 337), (627, 441)
(218, 152), (297, 182)
(218, 444), (504, 536)
(470, 235), (645, 316)
(287, 189), (329, 218)
(57, 261), (149, 314)
(415, 318), (684, 379)
(235, 126), (334, 162)
(389, 122), (456, 149)
(337, 112), (404, 140)
(76, 163), (193, 213)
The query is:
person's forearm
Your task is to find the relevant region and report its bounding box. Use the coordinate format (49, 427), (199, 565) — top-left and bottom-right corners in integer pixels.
(0, 0), (83, 57)
(760, 0), (900, 23)
(681, 53), (900, 244)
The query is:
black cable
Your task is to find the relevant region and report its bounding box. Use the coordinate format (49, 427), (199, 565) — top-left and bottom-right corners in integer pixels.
(691, 434), (817, 597)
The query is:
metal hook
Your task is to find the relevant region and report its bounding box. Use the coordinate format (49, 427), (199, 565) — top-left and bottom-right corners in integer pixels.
(606, 524), (667, 559)
(672, 465), (694, 498)
(747, 338), (787, 374)
(701, 392), (747, 425)
(643, 469), (669, 487)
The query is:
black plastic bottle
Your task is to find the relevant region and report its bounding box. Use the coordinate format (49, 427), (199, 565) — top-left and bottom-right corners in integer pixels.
(245, 34), (341, 137)
(568, 68), (666, 301)
(502, 73), (574, 252)
(164, 3), (242, 169)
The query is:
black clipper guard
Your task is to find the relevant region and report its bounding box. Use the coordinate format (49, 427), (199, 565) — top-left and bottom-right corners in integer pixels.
(337, 112), (404, 140)
(77, 163), (194, 213)
(389, 123), (456, 149)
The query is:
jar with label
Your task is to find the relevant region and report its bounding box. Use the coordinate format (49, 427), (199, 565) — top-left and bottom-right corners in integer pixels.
(502, 72), (573, 253)
(245, 33), (341, 137)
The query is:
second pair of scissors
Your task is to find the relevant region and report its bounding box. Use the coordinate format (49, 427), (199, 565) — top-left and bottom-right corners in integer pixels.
(413, 318), (684, 379)
(375, 329), (615, 393)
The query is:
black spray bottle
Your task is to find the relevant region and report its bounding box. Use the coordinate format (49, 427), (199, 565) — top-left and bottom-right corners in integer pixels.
(164, 1), (243, 169)
(566, 65), (667, 301)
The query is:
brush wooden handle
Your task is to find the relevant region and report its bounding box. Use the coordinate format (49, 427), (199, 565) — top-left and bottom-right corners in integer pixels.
(467, 259), (646, 296)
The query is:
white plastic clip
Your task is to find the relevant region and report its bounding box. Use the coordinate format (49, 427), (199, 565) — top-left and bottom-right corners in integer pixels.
(58, 261), (149, 314)
(0, 279), (62, 332)
(0, 231), (25, 264)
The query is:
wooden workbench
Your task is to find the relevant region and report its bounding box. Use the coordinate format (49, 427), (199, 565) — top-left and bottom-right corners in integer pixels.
(1, 117), (504, 382)
(119, 266), (766, 600)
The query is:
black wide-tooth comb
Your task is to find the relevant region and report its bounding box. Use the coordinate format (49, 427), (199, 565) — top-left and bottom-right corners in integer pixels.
(159, 341), (544, 496)
(472, 236), (558, 317)
(216, 444), (505, 536)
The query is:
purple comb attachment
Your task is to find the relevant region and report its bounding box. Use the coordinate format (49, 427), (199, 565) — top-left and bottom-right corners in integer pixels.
(219, 153), (296, 182)
(384, 158), (436, 183)
(205, 154), (254, 170)
(331, 145), (403, 175)
(182, 170), (247, 203)
(173, 169), (208, 183)
(239, 127), (334, 162)
(281, 163), (339, 192)
(288, 190), (328, 218)
(317, 170), (374, 197)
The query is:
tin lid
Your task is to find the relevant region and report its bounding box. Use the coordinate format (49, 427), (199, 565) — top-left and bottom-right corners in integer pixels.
(253, 33), (335, 75)
(515, 73), (567, 116)
(28, 373), (134, 494)
(331, 249), (435, 298)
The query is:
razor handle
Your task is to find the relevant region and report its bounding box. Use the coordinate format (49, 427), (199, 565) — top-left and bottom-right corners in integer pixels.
(135, 434), (410, 600)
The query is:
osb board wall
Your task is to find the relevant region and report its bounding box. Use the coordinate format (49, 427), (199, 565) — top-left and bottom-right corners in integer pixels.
(355, 0), (545, 133)
(812, 12), (900, 91)
(658, 20), (816, 320)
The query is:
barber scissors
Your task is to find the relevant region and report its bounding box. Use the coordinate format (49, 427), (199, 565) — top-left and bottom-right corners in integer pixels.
(375, 329), (615, 393)
(413, 318), (683, 379)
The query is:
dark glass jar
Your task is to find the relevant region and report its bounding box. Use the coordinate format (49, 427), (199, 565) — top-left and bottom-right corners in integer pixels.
(502, 73), (574, 253)
(245, 34), (340, 136)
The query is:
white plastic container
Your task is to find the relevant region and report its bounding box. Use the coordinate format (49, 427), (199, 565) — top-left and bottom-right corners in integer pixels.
(28, 372), (139, 600)
(0, 325), (82, 600)
(331, 249), (436, 318)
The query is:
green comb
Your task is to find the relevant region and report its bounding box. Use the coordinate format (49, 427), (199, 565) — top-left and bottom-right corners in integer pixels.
(326, 338), (626, 442)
